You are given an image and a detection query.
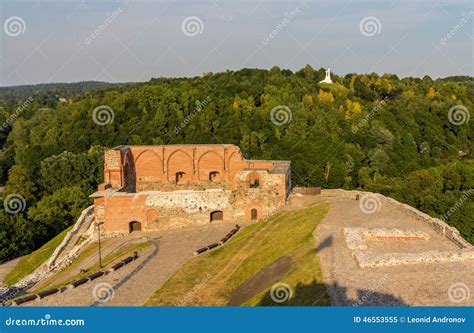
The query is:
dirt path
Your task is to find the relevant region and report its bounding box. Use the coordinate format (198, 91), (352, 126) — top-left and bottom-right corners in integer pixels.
(0, 257), (22, 287)
(314, 192), (474, 306)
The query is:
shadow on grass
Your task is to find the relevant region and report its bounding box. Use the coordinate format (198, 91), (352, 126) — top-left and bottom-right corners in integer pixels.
(256, 280), (407, 306)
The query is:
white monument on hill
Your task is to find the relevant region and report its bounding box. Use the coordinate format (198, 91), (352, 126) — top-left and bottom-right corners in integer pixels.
(319, 68), (333, 84)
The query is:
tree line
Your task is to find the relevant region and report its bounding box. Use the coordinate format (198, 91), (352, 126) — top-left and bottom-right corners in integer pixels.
(0, 66), (472, 261)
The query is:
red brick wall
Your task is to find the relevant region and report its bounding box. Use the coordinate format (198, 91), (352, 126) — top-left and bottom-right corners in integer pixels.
(95, 145), (290, 233)
(103, 145), (277, 189)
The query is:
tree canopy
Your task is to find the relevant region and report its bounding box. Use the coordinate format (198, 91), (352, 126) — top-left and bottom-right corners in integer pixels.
(0, 67), (472, 261)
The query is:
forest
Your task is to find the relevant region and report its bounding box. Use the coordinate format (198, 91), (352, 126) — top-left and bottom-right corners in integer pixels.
(0, 66), (472, 262)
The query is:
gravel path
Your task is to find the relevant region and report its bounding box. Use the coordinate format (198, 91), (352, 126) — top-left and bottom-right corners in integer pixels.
(0, 257), (22, 287)
(314, 193), (474, 306)
(24, 221), (250, 306)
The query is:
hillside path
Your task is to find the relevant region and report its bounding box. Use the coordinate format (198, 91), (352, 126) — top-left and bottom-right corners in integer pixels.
(26, 221), (251, 306)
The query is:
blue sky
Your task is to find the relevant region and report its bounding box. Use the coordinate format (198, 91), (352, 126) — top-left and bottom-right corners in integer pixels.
(0, 0), (472, 86)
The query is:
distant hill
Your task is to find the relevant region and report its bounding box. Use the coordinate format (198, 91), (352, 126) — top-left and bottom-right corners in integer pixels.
(0, 81), (136, 106)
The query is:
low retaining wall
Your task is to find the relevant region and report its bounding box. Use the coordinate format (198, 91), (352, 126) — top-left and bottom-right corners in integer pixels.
(323, 189), (473, 250)
(0, 206), (96, 303)
(47, 205), (95, 269)
(293, 187), (321, 195)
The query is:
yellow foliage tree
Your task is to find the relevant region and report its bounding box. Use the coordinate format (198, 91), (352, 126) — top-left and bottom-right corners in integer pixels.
(232, 98), (240, 110)
(318, 90), (334, 103)
(344, 99), (362, 120)
(303, 94), (313, 106)
(427, 87), (437, 98)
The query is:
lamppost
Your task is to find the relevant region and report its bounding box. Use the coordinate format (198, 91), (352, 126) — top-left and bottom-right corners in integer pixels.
(94, 221), (104, 268)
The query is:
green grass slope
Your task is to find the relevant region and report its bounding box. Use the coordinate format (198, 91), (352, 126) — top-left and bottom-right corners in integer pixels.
(3, 226), (71, 286)
(145, 202), (331, 306)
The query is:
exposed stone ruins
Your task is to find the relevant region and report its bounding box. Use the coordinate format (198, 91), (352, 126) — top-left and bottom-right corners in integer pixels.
(335, 190), (474, 268)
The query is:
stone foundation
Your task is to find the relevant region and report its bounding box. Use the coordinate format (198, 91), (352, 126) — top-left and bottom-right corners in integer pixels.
(325, 189), (473, 250)
(343, 227), (430, 251)
(352, 250), (474, 268)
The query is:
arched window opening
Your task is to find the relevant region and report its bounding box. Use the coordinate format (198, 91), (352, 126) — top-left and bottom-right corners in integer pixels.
(247, 172), (261, 189)
(251, 208), (258, 220)
(175, 172), (186, 183)
(129, 221), (142, 233)
(210, 210), (223, 222)
(209, 171), (220, 182)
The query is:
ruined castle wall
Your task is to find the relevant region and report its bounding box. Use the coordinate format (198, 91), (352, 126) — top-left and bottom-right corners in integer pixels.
(96, 144), (289, 234)
(103, 145), (285, 192)
(99, 169), (286, 233)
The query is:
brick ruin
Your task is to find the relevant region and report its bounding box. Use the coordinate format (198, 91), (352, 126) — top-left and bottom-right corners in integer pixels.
(91, 144), (291, 234)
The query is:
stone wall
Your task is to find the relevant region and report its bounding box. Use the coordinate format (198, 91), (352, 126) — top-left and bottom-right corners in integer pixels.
(99, 169), (287, 233)
(104, 144), (281, 191)
(323, 189), (473, 249)
(94, 144), (290, 234)
(0, 206), (96, 303)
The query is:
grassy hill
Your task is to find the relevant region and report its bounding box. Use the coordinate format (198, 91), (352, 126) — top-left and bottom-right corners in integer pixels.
(3, 226), (71, 286)
(145, 202), (331, 306)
